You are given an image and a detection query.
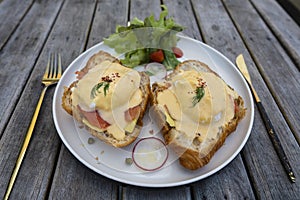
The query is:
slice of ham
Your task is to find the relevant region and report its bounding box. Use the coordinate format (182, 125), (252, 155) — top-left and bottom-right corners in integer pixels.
(125, 105), (141, 122)
(77, 105), (110, 129)
(78, 104), (140, 130)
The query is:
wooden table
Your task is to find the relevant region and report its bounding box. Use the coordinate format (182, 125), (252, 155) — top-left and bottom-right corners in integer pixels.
(0, 0), (299, 199)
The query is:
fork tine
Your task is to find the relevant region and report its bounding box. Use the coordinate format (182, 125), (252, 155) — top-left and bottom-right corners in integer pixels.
(53, 53), (57, 78)
(43, 53), (51, 79)
(57, 53), (62, 78)
(49, 53), (54, 78)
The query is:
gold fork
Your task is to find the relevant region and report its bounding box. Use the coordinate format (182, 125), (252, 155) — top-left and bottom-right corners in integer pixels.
(4, 53), (62, 200)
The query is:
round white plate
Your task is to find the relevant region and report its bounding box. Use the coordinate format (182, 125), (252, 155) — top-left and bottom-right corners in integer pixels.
(52, 35), (254, 187)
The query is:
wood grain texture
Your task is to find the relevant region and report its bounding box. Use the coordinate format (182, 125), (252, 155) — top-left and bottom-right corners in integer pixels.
(0, 0), (63, 137)
(0, 89), (62, 200)
(48, 0), (129, 198)
(130, 0), (161, 20)
(250, 0), (300, 69)
(123, 186), (191, 200)
(242, 107), (300, 199)
(0, 0), (34, 50)
(0, 0), (65, 198)
(192, 160), (256, 199)
(0, 0), (109, 199)
(276, 0), (300, 26)
(191, 0), (300, 198)
(222, 0), (300, 143)
(86, 0), (129, 49)
(162, 0), (202, 40)
(49, 147), (119, 200)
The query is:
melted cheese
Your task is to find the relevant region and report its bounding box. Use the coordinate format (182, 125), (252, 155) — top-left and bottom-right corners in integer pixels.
(72, 61), (142, 140)
(157, 70), (237, 143)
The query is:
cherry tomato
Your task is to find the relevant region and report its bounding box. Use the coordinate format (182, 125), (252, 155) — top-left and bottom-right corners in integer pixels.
(172, 47), (183, 58)
(150, 49), (164, 63)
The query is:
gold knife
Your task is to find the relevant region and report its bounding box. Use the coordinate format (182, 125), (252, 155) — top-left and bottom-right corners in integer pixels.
(236, 54), (296, 183)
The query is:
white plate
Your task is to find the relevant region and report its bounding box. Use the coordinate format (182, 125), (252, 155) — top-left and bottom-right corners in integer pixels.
(52, 35), (254, 187)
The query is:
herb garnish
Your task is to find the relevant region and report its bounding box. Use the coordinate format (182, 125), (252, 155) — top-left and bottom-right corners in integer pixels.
(192, 87), (205, 107)
(90, 77), (113, 99)
(90, 82), (110, 99)
(192, 78), (207, 106)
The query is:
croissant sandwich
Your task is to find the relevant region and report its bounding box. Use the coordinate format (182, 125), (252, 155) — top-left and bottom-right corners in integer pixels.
(62, 51), (150, 147)
(150, 60), (246, 170)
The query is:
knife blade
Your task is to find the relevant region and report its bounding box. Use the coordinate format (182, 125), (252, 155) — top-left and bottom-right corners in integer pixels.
(236, 54), (296, 183)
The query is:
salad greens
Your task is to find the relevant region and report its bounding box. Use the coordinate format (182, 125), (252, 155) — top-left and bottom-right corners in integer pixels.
(104, 5), (184, 69)
(162, 50), (180, 70)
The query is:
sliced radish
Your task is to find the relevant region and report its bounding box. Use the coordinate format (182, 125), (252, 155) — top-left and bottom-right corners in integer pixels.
(144, 62), (167, 80)
(132, 137), (168, 171)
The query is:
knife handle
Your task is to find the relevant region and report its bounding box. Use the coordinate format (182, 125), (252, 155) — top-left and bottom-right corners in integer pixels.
(256, 102), (296, 183)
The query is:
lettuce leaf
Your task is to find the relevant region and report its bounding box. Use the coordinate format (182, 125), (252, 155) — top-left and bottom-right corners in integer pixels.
(104, 5), (184, 68)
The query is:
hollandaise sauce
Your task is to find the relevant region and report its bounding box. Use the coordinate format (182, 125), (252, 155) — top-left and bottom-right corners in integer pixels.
(157, 69), (238, 147)
(72, 61), (143, 140)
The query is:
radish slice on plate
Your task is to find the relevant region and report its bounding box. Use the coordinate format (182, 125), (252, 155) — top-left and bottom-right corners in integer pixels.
(144, 62), (167, 80)
(132, 137), (168, 171)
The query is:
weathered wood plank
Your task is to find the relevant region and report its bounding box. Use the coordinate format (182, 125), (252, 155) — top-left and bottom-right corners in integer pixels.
(0, 0), (63, 137)
(0, 0), (114, 199)
(222, 0), (300, 142)
(250, 0), (300, 69)
(0, 0), (34, 50)
(241, 109), (300, 199)
(191, 0), (300, 198)
(192, 159), (255, 199)
(0, 89), (62, 200)
(0, 0), (65, 196)
(123, 186), (191, 200)
(0, 0), (64, 195)
(49, 146), (119, 199)
(49, 0), (129, 198)
(276, 0), (300, 26)
(86, 0), (129, 49)
(162, 0), (202, 40)
(130, 0), (162, 20)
